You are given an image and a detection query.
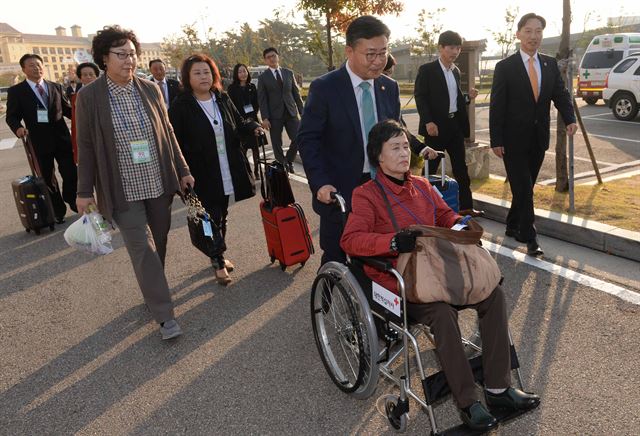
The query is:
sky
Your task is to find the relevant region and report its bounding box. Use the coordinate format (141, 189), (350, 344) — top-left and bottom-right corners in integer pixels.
(3, 0), (639, 55)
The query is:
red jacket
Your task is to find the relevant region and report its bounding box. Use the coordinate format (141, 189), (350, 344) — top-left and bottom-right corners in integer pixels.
(340, 170), (460, 293)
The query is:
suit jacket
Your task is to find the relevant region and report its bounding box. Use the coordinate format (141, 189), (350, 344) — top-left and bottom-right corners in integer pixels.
(414, 60), (469, 151)
(297, 65), (401, 217)
(75, 75), (190, 222)
(257, 67), (303, 120)
(151, 77), (180, 107)
(490, 52), (576, 153)
(169, 91), (258, 208)
(6, 79), (72, 154)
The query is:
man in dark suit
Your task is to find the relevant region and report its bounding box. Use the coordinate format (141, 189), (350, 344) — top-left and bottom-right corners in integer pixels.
(414, 31), (484, 217)
(257, 47), (304, 172)
(298, 16), (401, 264)
(6, 53), (77, 221)
(149, 59), (180, 109)
(490, 13), (577, 257)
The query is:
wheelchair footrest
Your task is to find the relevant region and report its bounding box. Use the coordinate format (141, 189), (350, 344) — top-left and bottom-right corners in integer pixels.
(434, 405), (536, 436)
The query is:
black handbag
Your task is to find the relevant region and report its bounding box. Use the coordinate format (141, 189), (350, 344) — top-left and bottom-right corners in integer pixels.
(184, 187), (226, 258)
(256, 134), (295, 207)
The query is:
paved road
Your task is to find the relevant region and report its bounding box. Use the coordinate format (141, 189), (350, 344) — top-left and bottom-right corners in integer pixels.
(1, 145), (639, 435)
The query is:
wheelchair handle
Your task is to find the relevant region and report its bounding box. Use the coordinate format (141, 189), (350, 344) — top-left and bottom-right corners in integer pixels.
(330, 191), (347, 214)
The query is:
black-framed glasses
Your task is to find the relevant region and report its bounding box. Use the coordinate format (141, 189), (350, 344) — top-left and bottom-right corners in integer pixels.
(109, 51), (137, 60)
(362, 51), (388, 62)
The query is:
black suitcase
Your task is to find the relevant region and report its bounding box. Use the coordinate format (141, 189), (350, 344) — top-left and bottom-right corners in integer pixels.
(12, 175), (56, 234)
(11, 135), (56, 234)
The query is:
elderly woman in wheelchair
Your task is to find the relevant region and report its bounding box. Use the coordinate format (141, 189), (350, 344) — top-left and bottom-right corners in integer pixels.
(313, 119), (539, 433)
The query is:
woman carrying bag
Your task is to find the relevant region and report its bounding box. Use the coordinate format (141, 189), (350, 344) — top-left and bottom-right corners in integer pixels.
(169, 54), (263, 285)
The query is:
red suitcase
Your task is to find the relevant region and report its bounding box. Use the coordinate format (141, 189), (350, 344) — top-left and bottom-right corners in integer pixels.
(260, 201), (314, 271)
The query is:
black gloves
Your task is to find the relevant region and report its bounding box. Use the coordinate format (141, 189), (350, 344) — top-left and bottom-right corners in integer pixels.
(390, 229), (420, 253)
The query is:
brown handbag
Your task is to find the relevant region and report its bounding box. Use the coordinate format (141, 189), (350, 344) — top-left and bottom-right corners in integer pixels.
(395, 222), (502, 305)
(373, 178), (501, 306)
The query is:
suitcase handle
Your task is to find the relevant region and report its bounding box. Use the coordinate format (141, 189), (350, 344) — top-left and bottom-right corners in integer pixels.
(425, 150), (446, 179)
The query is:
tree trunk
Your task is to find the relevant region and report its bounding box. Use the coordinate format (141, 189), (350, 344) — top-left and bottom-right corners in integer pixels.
(326, 11), (334, 71)
(555, 0), (571, 192)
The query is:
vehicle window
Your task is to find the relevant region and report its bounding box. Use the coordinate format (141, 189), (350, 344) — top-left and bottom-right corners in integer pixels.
(613, 58), (637, 73)
(635, 66), (640, 76)
(581, 50), (624, 69)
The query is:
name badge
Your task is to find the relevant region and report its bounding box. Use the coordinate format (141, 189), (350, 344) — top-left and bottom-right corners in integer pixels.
(243, 104), (254, 114)
(214, 130), (226, 156)
(130, 140), (151, 164)
(37, 109), (49, 123)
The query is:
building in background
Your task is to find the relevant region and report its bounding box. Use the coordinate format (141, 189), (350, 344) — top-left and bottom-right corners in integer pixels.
(0, 23), (165, 83)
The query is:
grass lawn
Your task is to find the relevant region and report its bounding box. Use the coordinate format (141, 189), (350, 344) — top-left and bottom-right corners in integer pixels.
(470, 176), (640, 232)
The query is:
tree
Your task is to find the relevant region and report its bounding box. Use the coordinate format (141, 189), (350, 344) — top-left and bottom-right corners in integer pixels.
(554, 0), (572, 192)
(411, 8), (445, 60)
(491, 6), (519, 59)
(297, 0), (404, 70)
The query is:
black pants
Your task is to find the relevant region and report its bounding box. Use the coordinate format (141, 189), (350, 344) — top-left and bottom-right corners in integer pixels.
(427, 118), (473, 210)
(202, 195), (230, 269)
(36, 143), (77, 218)
(503, 146), (546, 241)
(268, 115), (299, 165)
(407, 286), (511, 409)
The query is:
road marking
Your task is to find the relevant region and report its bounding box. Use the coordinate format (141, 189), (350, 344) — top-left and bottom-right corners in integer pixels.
(288, 172), (639, 305)
(0, 138), (17, 150)
(482, 240), (640, 305)
(538, 159), (640, 185)
(580, 169), (640, 185)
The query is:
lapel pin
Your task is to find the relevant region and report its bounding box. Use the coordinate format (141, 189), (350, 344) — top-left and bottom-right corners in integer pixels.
(381, 85), (385, 91)
(544, 62), (547, 66)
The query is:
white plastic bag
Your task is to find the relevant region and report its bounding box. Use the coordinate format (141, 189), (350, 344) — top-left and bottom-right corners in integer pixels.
(64, 212), (113, 255)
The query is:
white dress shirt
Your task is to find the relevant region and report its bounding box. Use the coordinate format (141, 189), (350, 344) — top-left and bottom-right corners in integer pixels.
(26, 78), (48, 107)
(154, 78), (169, 108)
(438, 59), (458, 114)
(519, 49), (542, 92)
(345, 60), (378, 172)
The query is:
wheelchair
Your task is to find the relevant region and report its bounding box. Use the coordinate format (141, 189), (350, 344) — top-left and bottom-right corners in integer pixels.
(310, 193), (535, 434)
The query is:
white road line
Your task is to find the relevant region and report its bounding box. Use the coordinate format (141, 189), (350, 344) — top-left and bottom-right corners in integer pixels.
(580, 169), (640, 185)
(482, 241), (640, 305)
(287, 171), (639, 305)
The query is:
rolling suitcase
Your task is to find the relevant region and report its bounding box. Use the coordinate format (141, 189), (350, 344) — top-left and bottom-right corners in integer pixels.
(12, 135), (56, 234)
(260, 201), (314, 270)
(426, 152), (460, 212)
(256, 135), (314, 270)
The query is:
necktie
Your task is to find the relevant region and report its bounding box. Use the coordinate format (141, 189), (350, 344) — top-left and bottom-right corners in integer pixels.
(275, 69), (283, 88)
(528, 56), (539, 102)
(158, 81), (168, 106)
(358, 82), (376, 138)
(35, 83), (47, 102)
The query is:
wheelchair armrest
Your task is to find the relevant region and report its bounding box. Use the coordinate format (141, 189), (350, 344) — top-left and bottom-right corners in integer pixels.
(351, 256), (393, 272)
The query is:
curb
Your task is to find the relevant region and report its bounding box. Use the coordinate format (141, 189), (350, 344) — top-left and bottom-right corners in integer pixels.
(473, 193), (640, 262)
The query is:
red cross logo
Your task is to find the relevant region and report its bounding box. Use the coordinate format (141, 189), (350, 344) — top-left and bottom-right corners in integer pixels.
(394, 297), (399, 306)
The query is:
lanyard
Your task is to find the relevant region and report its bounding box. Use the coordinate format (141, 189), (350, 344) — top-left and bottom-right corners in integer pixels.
(375, 175), (437, 225)
(195, 92), (222, 127)
(107, 84), (149, 137)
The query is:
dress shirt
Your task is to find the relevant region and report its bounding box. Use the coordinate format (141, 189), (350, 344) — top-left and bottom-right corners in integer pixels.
(438, 59), (458, 114)
(519, 49), (542, 92)
(26, 78), (48, 107)
(269, 67), (282, 82)
(345, 60), (378, 172)
(154, 78), (170, 108)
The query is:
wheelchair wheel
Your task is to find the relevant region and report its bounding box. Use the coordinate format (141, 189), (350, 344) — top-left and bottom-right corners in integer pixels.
(385, 396), (408, 433)
(311, 262), (379, 399)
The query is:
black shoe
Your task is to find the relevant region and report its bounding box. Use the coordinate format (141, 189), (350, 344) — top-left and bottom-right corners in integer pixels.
(486, 387), (540, 411)
(55, 216), (65, 224)
(505, 228), (518, 238)
(285, 162), (294, 173)
(459, 208), (485, 218)
(69, 204), (78, 213)
(460, 401), (498, 432)
(526, 240), (544, 257)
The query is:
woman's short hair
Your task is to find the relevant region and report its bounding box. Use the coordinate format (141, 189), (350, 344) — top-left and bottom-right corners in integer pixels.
(367, 119), (410, 168)
(384, 54), (397, 73)
(180, 53), (222, 93)
(231, 63), (251, 86)
(91, 25), (141, 71)
(76, 62), (99, 79)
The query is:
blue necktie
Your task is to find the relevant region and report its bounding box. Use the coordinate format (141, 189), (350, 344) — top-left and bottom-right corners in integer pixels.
(358, 82), (376, 139)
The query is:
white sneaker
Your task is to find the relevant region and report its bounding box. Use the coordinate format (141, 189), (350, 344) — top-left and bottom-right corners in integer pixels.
(160, 319), (183, 340)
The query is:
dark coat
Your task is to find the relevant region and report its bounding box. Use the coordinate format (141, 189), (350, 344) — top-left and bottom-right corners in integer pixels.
(6, 79), (72, 155)
(489, 52), (576, 153)
(227, 82), (259, 121)
(297, 64), (401, 217)
(169, 90), (258, 209)
(414, 60), (470, 149)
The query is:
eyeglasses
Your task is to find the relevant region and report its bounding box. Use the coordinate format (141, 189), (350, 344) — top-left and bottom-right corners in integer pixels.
(109, 51), (137, 60)
(361, 51), (388, 62)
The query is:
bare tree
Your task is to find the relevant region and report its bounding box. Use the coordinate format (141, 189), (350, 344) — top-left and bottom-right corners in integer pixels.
(491, 6), (519, 59)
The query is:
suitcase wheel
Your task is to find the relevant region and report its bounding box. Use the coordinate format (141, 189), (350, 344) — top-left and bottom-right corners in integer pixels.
(270, 255), (276, 264)
(49, 224), (55, 231)
(25, 228), (31, 233)
(300, 261), (306, 268)
(279, 261), (286, 271)
(35, 228), (41, 235)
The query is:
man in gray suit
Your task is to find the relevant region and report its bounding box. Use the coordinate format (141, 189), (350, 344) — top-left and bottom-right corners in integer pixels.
(257, 47), (304, 172)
